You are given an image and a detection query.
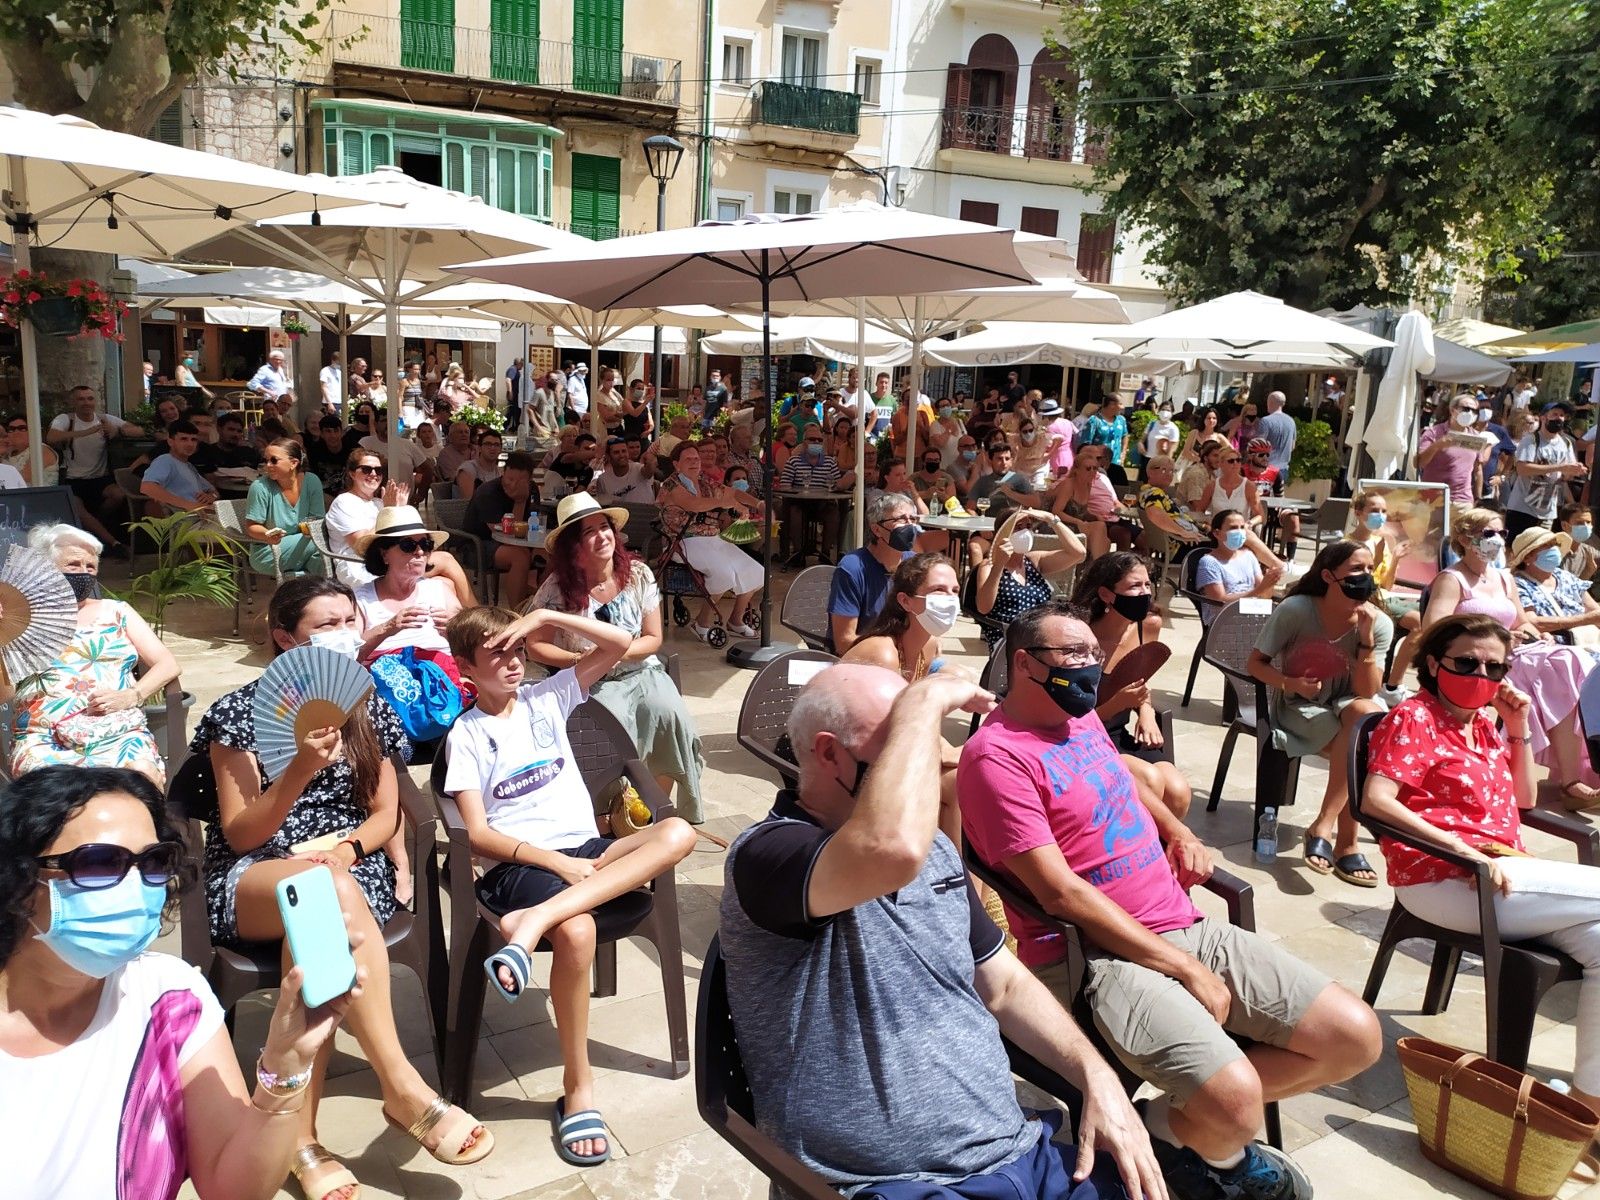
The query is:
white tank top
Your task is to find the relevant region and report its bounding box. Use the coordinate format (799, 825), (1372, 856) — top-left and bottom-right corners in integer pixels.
(1208, 476), (1249, 516)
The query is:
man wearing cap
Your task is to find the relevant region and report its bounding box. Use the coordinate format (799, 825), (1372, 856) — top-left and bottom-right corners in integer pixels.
(248, 348), (294, 402)
(783, 378), (821, 433)
(1506, 401), (1584, 538)
(591, 437), (656, 504)
(1242, 437), (1301, 562)
(565, 362), (590, 424)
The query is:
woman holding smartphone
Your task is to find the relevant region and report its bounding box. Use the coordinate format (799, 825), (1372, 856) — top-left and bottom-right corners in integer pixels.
(194, 577), (492, 1199)
(0, 765), (361, 1200)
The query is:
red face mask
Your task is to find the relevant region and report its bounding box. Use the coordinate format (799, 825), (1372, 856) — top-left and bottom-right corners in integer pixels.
(1434, 661), (1499, 711)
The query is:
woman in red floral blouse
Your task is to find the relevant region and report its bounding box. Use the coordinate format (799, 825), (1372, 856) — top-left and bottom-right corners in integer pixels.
(1364, 612), (1600, 1114)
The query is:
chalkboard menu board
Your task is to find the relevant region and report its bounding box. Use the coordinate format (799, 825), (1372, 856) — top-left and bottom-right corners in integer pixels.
(0, 486), (78, 551)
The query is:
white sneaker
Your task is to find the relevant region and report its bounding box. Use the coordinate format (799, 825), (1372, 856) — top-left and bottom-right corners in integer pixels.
(691, 623), (713, 642)
(730, 621), (759, 638)
(1380, 683), (1413, 708)
(1281, 562), (1308, 580)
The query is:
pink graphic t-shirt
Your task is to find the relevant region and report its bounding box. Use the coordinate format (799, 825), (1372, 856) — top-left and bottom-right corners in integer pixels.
(959, 707), (1202, 966)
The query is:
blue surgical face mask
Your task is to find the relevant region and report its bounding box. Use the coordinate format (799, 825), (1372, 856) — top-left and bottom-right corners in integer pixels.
(1365, 511), (1386, 531)
(805, 442), (824, 459)
(1224, 528), (1247, 551)
(1534, 546), (1564, 572)
(961, 449), (977, 462)
(730, 478), (750, 492)
(1572, 523), (1593, 543)
(33, 871), (167, 978)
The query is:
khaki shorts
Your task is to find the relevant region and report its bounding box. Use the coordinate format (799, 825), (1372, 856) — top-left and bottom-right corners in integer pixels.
(1033, 917), (1332, 1107)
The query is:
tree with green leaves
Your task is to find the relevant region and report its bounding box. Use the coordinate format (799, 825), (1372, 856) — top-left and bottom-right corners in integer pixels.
(1052, 0), (1548, 312)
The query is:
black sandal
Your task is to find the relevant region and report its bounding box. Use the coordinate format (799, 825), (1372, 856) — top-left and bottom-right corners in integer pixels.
(1333, 853), (1379, 888)
(1303, 834), (1335, 875)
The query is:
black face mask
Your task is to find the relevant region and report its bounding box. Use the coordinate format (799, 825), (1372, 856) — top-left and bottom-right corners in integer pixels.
(1337, 572), (1377, 601)
(886, 523), (921, 552)
(1547, 420), (1567, 434)
(923, 460), (940, 473)
(1111, 592), (1152, 624)
(62, 572), (102, 602)
(1029, 656), (1103, 718)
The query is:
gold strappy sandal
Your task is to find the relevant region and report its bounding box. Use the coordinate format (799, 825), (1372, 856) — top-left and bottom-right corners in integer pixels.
(291, 1143), (360, 1200)
(383, 1095), (494, 1165)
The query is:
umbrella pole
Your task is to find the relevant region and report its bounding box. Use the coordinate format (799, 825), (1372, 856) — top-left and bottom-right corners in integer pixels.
(338, 314), (349, 424)
(7, 158), (45, 486)
(384, 227), (402, 481)
(728, 251), (794, 669)
(905, 294), (925, 475)
(854, 297), (867, 547)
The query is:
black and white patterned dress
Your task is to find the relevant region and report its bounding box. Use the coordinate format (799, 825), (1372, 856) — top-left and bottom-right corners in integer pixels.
(191, 682), (410, 946)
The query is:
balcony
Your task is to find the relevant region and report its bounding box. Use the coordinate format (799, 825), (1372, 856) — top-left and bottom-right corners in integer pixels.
(939, 104), (1105, 174)
(749, 79), (861, 152)
(324, 11), (681, 112)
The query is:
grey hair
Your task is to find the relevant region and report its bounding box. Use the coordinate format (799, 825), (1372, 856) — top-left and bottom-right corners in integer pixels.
(1266, 391), (1287, 410)
(28, 522), (102, 565)
(787, 680), (854, 777)
(866, 491), (915, 528)
(1146, 455), (1176, 473)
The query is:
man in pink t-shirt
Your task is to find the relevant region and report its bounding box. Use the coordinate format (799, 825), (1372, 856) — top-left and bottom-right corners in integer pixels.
(1417, 395), (1494, 506)
(958, 600), (1380, 1200)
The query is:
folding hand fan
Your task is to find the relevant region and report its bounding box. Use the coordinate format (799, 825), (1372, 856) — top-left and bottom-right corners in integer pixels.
(253, 645), (374, 780)
(0, 544), (78, 683)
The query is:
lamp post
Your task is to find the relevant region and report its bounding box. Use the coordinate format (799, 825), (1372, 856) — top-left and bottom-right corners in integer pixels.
(641, 133), (685, 429)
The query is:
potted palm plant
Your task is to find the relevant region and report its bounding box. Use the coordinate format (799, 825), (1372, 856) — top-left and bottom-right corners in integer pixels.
(117, 511), (242, 739)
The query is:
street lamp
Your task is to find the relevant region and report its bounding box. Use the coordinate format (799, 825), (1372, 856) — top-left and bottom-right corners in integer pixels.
(641, 133), (685, 426)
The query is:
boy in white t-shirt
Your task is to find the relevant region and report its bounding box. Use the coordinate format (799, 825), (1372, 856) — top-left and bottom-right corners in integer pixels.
(441, 604), (694, 1166)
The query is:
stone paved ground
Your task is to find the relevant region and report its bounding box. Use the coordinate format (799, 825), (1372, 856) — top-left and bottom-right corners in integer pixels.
(140, 559), (1599, 1200)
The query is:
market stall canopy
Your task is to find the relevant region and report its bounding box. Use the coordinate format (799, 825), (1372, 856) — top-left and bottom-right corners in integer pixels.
(700, 316), (912, 364)
(1108, 291), (1392, 362)
(1433, 316), (1527, 356)
(1489, 317), (1600, 351)
(920, 322), (1142, 371)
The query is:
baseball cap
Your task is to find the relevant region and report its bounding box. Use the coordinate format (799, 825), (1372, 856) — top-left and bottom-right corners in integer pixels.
(798, 376), (816, 392)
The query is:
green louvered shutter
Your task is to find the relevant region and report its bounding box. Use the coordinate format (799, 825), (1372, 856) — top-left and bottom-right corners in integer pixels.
(402, 0), (455, 73)
(491, 0), (540, 83)
(572, 0), (621, 95)
(570, 153), (620, 241)
(151, 99), (184, 147)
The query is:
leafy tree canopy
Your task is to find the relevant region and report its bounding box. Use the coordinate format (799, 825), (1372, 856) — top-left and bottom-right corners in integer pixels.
(0, 0), (330, 135)
(1054, 0), (1550, 312)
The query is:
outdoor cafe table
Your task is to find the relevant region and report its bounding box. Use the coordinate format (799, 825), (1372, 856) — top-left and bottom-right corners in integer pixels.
(775, 488), (853, 558)
(922, 513), (996, 583)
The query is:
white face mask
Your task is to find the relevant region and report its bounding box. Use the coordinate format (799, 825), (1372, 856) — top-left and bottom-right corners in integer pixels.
(914, 592), (961, 636)
(1009, 528), (1035, 555)
(309, 629), (362, 660)
(1453, 410), (1476, 428)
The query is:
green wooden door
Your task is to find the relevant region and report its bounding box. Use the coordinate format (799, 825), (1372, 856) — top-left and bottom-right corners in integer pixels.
(491, 0), (540, 84)
(572, 0), (621, 95)
(401, 0), (455, 73)
(570, 153), (620, 241)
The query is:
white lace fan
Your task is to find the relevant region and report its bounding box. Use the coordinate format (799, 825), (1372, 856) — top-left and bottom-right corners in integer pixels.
(0, 544), (78, 684)
(253, 645), (373, 780)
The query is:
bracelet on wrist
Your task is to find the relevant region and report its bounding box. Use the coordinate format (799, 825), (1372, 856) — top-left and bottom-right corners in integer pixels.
(1505, 733), (1531, 745)
(256, 1054), (313, 1096)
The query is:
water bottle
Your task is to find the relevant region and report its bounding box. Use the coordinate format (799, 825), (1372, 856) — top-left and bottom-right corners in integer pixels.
(1254, 807), (1278, 863)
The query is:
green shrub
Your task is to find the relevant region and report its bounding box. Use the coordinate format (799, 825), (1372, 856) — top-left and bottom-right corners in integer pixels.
(1290, 418), (1339, 480)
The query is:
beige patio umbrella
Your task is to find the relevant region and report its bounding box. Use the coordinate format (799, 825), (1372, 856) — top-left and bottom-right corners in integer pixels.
(1, 107), (376, 480)
(455, 206), (1042, 667)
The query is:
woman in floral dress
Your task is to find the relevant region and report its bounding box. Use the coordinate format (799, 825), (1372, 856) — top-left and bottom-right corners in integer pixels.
(10, 524), (177, 785)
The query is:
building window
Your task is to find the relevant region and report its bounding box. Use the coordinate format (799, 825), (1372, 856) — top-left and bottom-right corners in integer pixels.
(151, 97), (187, 148)
(401, 0), (457, 72)
(722, 38), (751, 86)
(573, 0), (623, 94)
(781, 32), (823, 87)
(1020, 206), (1058, 237)
(959, 199), (1000, 226)
(853, 57), (882, 105)
(715, 196), (746, 221)
(773, 188), (817, 216)
(571, 152), (622, 240)
(315, 101), (554, 220)
(1077, 212), (1116, 284)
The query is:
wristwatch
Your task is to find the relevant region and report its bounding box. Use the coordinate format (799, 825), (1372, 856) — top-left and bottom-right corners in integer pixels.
(340, 837), (367, 862)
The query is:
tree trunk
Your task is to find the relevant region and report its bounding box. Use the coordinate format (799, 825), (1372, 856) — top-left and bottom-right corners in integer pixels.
(28, 248), (115, 409)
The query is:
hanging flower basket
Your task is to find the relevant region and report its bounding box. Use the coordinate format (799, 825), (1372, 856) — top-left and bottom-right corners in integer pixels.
(280, 313), (310, 340)
(0, 271), (126, 341)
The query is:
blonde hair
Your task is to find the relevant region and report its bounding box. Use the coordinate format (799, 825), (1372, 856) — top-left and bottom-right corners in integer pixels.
(1451, 506), (1501, 554)
(445, 605), (520, 666)
(27, 522), (102, 566)
(1351, 488), (1384, 512)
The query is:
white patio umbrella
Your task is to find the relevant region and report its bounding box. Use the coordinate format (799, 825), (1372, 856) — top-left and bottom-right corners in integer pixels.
(179, 166), (590, 472)
(921, 321), (1141, 371)
(1, 107), (375, 480)
(1344, 310), (1435, 485)
(1105, 291), (1393, 362)
(457, 207), (1041, 667)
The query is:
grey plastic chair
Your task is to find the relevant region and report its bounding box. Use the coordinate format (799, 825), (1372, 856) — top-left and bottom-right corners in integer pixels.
(778, 564), (836, 651)
(208, 497), (281, 636)
(1201, 599), (1301, 824)
(736, 649), (839, 785)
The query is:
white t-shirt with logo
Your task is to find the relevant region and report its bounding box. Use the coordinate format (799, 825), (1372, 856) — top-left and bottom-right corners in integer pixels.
(442, 669), (599, 851)
(50, 411), (129, 479)
(4, 952), (224, 1200)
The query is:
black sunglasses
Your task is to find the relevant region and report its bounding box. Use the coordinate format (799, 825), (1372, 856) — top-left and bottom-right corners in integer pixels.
(1439, 654), (1510, 682)
(37, 841), (181, 889)
(352, 464), (384, 476)
(390, 537), (431, 554)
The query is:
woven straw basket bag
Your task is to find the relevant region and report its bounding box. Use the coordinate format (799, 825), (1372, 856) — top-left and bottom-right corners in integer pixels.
(1398, 1037), (1599, 1200)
